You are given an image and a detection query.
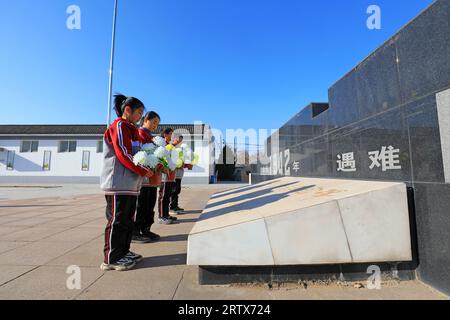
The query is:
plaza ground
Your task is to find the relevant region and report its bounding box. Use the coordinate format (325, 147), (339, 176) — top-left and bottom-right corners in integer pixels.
(0, 184), (447, 300)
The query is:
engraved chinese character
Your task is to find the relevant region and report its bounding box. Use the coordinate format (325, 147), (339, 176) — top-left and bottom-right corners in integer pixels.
(292, 161), (300, 173)
(337, 152), (357, 172)
(368, 146), (401, 172)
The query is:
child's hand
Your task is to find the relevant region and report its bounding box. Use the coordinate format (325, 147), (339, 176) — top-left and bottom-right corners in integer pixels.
(145, 170), (154, 178)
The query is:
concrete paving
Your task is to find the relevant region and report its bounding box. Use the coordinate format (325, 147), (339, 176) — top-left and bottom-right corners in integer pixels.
(0, 184), (447, 300)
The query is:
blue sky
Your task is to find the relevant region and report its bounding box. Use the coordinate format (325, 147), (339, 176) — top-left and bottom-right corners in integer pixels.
(0, 0), (433, 134)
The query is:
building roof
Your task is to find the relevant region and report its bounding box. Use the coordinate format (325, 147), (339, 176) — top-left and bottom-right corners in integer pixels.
(0, 124), (207, 136)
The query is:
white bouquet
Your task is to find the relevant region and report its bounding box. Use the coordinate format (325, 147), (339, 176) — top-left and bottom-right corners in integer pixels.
(178, 143), (199, 167)
(180, 143), (193, 165)
(191, 153), (200, 166)
(142, 143), (157, 153)
(133, 150), (159, 169)
(133, 151), (148, 167)
(167, 157), (177, 171)
(163, 144), (178, 171)
(152, 136), (167, 147)
(133, 140), (166, 170)
(170, 148), (181, 170)
(154, 146), (169, 159)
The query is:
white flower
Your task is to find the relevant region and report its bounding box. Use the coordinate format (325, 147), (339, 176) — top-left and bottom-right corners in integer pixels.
(181, 143), (192, 152)
(142, 143), (157, 153)
(153, 136), (167, 147)
(133, 151), (148, 166)
(170, 149), (179, 164)
(192, 153), (200, 165)
(133, 151), (159, 169)
(154, 146), (168, 159)
(180, 143), (192, 164)
(167, 159), (177, 171)
(175, 147), (185, 162)
(145, 154), (159, 168)
(182, 146), (193, 164)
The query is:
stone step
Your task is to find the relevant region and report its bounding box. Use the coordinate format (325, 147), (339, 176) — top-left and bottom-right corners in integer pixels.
(187, 177), (412, 266)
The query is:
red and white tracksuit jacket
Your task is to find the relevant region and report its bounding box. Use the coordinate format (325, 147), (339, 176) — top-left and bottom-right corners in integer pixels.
(100, 118), (151, 195)
(139, 127), (162, 187)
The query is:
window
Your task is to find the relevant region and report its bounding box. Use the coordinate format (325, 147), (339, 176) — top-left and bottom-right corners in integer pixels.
(82, 151), (90, 171)
(6, 151), (15, 170)
(43, 151), (51, 171)
(97, 140), (103, 153)
(20, 141), (39, 153)
(59, 141), (77, 153)
(69, 141), (77, 152)
(0, 150), (5, 164)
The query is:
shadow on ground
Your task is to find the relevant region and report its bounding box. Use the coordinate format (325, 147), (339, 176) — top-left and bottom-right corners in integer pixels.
(0, 205), (67, 208)
(135, 253), (187, 269)
(206, 181), (300, 210)
(200, 185), (316, 220)
(210, 179), (280, 200)
(160, 234), (189, 242)
(180, 210), (203, 214)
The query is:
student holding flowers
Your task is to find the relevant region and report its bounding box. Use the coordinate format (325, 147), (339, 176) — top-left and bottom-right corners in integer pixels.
(132, 111), (163, 244)
(100, 94), (154, 271)
(170, 134), (193, 214)
(158, 128), (178, 225)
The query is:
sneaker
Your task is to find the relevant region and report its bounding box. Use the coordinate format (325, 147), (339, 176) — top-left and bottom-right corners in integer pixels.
(100, 257), (136, 271)
(125, 251), (143, 263)
(175, 207), (185, 212)
(141, 230), (161, 241)
(158, 218), (173, 225)
(168, 216), (178, 221)
(132, 234), (153, 244)
(169, 210), (179, 216)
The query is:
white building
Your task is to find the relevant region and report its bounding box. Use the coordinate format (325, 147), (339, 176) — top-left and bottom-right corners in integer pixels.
(0, 124), (215, 184)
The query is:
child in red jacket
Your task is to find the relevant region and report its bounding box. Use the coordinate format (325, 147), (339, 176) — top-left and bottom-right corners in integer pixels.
(133, 111), (163, 243)
(100, 94), (154, 271)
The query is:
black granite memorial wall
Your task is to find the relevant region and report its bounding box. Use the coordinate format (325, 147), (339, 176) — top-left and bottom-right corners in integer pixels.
(264, 0), (450, 294)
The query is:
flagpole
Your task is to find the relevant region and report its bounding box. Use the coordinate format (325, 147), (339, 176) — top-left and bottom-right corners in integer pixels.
(107, 0), (118, 126)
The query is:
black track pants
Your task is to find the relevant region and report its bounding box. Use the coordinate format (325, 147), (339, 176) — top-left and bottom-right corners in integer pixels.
(104, 194), (137, 264)
(170, 179), (182, 209)
(134, 187), (157, 234)
(158, 182), (174, 219)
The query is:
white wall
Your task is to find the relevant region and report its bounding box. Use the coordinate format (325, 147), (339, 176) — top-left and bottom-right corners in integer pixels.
(0, 135), (214, 183)
(0, 139), (103, 178)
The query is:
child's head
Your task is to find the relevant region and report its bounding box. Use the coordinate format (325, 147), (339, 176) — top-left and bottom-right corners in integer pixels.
(162, 128), (173, 142)
(172, 133), (184, 146)
(142, 111), (161, 132)
(114, 94), (145, 125)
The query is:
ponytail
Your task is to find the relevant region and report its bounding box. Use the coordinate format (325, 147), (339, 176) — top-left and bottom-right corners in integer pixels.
(113, 93), (145, 117)
(114, 94), (127, 117)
